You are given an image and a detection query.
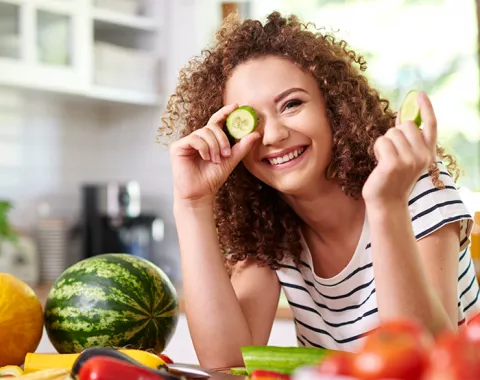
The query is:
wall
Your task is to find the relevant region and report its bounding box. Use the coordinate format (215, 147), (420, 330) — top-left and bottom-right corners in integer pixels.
(0, 0), (203, 286)
(0, 89), (184, 277)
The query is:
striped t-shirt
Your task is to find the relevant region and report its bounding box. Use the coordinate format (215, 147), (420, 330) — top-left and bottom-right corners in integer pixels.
(276, 161), (480, 352)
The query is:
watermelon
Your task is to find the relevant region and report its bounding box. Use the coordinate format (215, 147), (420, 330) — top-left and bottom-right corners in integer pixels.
(44, 253), (179, 354)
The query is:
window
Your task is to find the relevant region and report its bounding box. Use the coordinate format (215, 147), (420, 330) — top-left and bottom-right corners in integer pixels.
(202, 0), (480, 189)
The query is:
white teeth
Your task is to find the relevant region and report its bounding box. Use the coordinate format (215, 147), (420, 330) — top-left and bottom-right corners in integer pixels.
(267, 147), (305, 166)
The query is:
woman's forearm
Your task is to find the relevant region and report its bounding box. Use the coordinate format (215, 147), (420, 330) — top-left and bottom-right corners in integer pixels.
(366, 201), (454, 335)
(173, 201), (253, 368)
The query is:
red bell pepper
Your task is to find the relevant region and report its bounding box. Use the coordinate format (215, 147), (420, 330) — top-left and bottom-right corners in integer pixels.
(158, 354), (174, 365)
(250, 369), (291, 380)
(79, 356), (168, 380)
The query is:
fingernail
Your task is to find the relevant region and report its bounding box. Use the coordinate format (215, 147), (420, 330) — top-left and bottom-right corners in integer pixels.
(222, 148), (231, 156)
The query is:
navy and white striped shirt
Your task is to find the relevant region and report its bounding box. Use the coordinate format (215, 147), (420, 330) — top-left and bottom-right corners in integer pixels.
(276, 161), (479, 352)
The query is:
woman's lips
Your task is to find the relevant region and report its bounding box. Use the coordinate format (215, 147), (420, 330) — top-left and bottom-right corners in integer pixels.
(263, 146), (309, 170)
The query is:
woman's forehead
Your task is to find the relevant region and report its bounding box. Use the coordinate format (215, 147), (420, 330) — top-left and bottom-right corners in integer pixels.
(224, 56), (314, 105)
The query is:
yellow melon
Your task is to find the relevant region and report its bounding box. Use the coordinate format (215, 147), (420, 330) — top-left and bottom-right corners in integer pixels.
(0, 273), (44, 366)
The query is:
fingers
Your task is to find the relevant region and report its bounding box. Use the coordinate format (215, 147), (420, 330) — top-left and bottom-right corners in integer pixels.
(391, 91), (437, 167)
(206, 124), (231, 158)
(189, 103), (238, 163)
(229, 131), (261, 166)
(377, 117), (433, 174)
(175, 110), (237, 164)
(385, 127), (412, 153)
(385, 126), (416, 168)
(183, 134), (211, 161)
(172, 103), (258, 168)
(396, 121), (425, 152)
(417, 91), (438, 151)
(209, 103), (238, 126)
(374, 135), (398, 164)
(194, 128), (221, 163)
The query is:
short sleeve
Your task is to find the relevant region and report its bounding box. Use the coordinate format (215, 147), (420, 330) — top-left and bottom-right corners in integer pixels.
(408, 161), (473, 251)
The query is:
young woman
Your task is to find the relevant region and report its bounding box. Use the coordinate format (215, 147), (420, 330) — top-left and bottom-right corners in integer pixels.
(160, 11), (479, 368)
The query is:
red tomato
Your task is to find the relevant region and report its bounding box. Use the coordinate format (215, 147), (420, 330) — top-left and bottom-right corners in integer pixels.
(422, 332), (480, 380)
(316, 352), (354, 376)
(351, 320), (430, 380)
(463, 312), (480, 342)
(158, 353), (174, 364)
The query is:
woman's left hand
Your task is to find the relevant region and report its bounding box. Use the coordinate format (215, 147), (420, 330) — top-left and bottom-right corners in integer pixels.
(362, 91), (438, 207)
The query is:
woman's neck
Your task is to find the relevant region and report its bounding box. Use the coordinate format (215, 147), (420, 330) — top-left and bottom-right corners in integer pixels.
(282, 182), (366, 278)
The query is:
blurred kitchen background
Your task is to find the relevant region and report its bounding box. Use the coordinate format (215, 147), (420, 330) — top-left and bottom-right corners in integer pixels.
(1, 0), (480, 362)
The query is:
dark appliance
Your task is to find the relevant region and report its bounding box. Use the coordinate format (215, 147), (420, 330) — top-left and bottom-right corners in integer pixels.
(81, 181), (163, 260)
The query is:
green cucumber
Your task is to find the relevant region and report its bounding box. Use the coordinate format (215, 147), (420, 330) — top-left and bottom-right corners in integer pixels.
(230, 367), (248, 375)
(241, 346), (333, 375)
(226, 106), (258, 139)
(399, 89), (422, 128)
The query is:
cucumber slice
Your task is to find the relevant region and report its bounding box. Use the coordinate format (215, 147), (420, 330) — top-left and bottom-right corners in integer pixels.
(399, 89), (422, 128)
(226, 106), (258, 139)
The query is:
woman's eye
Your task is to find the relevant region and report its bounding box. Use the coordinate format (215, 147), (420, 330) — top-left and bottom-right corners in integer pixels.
(284, 99), (303, 110)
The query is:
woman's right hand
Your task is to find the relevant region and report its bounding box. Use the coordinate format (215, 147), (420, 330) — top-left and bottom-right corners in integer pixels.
(170, 103), (261, 207)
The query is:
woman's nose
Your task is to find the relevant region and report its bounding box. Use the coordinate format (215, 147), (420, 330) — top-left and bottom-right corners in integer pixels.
(261, 118), (290, 146)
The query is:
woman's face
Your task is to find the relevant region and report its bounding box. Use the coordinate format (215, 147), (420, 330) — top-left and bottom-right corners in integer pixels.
(224, 55), (333, 196)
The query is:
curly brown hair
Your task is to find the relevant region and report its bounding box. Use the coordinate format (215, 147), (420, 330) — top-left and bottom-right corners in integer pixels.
(159, 11), (459, 271)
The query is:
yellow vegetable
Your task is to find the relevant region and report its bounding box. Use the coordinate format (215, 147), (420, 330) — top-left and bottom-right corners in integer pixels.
(117, 349), (165, 368)
(0, 365), (23, 376)
(118, 350), (165, 369)
(23, 353), (76, 374)
(18, 368), (69, 380)
(23, 349), (165, 374)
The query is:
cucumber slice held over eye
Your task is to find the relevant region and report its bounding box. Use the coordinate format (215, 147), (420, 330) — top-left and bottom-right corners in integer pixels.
(226, 105), (258, 139)
(399, 89), (422, 128)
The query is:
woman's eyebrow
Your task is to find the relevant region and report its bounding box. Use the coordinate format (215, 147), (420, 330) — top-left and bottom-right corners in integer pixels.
(274, 87), (308, 103)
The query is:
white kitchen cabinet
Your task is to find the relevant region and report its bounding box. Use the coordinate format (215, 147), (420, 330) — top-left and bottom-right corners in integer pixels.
(0, 0), (163, 105)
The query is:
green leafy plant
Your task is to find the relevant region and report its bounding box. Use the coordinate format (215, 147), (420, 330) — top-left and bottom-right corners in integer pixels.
(0, 201), (18, 243)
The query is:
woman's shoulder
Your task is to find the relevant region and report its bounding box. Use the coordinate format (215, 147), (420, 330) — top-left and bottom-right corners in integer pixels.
(408, 160), (473, 249)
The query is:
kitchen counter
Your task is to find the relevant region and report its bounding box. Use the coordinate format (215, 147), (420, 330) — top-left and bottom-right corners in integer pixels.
(32, 283), (293, 320)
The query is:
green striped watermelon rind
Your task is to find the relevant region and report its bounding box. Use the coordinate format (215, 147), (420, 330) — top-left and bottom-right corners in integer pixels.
(44, 253), (179, 354)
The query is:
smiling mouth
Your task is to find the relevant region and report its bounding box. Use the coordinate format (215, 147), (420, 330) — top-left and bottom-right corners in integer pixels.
(265, 146), (307, 166)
